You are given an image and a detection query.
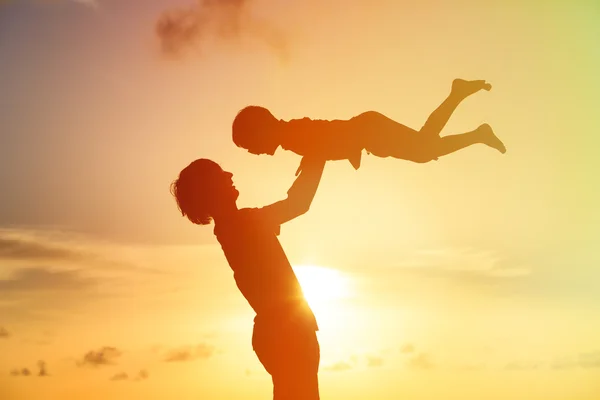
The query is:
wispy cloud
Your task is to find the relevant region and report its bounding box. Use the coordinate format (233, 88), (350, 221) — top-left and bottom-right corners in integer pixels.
(407, 353), (435, 370)
(323, 361), (353, 372)
(8, 360), (49, 377)
(579, 351), (600, 369)
(134, 369), (149, 381)
(0, 229), (162, 274)
(0, 235), (76, 261)
(155, 0), (288, 62)
(505, 360), (541, 371)
(400, 343), (415, 354)
(71, 0), (98, 9)
(552, 351), (600, 370)
(109, 369), (148, 382)
(0, 267), (96, 293)
(77, 346), (122, 367)
(0, 326), (9, 338)
(395, 247), (531, 280)
(37, 360), (49, 377)
(10, 368), (31, 377)
(163, 343), (214, 362)
(454, 363), (486, 371)
(0, 265), (110, 322)
(110, 372), (128, 381)
(366, 355), (384, 367)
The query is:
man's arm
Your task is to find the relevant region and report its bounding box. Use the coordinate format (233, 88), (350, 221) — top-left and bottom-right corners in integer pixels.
(255, 156), (326, 226)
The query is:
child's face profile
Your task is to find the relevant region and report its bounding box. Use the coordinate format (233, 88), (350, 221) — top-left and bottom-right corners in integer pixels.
(246, 133), (278, 155)
(244, 125), (279, 156)
(233, 106), (280, 156)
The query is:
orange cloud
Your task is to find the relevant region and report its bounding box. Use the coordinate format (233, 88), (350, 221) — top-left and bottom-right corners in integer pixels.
(155, 0), (288, 61)
(77, 346), (122, 367)
(163, 343), (215, 362)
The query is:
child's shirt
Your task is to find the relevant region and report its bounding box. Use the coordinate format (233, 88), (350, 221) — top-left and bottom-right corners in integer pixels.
(280, 117), (364, 169)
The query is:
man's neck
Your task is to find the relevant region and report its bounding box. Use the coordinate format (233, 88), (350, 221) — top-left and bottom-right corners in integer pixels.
(212, 203), (239, 223)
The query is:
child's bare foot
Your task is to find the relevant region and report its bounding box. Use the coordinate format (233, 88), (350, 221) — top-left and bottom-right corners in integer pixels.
(477, 123), (506, 154)
(451, 78), (492, 98)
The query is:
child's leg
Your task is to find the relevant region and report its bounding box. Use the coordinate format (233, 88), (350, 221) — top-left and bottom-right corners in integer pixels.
(419, 79), (492, 137)
(435, 124), (506, 158)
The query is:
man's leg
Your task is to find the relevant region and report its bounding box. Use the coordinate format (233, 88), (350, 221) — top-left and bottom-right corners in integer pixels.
(253, 322), (320, 400)
(272, 328), (320, 400)
(419, 79), (492, 137)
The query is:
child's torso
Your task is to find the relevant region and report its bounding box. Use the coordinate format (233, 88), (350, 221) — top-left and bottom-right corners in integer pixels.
(282, 117), (363, 169)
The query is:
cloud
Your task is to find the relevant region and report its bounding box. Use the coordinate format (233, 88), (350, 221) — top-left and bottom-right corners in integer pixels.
(110, 369), (148, 382)
(550, 351), (600, 370)
(398, 248), (531, 280)
(71, 0), (98, 9)
(505, 360), (541, 371)
(37, 360), (49, 377)
(579, 351), (600, 369)
(0, 266), (109, 322)
(0, 230), (166, 322)
(0, 235), (76, 261)
(164, 343), (215, 362)
(323, 361), (353, 372)
(0, 327), (9, 338)
(0, 229), (162, 275)
(0, 267), (96, 293)
(400, 343), (415, 354)
(8, 360), (49, 377)
(110, 372), (128, 381)
(407, 353), (434, 370)
(134, 369), (149, 381)
(9, 368), (31, 377)
(155, 0), (288, 61)
(366, 355), (384, 367)
(455, 363), (486, 371)
(77, 346), (122, 367)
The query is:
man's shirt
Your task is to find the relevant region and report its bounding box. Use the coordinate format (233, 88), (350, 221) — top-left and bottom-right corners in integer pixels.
(214, 207), (318, 331)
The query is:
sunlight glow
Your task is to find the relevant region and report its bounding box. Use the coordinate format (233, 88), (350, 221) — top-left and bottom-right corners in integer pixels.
(293, 265), (349, 309)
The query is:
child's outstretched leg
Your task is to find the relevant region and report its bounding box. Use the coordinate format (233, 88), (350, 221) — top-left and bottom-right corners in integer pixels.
(419, 79), (492, 137)
(435, 123), (506, 158)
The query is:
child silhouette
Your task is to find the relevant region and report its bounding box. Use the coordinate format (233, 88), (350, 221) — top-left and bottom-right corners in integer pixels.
(232, 78), (506, 170)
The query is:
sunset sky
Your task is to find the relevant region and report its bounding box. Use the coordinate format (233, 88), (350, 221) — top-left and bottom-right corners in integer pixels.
(1, 0), (599, 399)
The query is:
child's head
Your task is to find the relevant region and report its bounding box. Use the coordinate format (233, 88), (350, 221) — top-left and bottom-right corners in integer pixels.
(170, 159), (239, 225)
(232, 106), (280, 155)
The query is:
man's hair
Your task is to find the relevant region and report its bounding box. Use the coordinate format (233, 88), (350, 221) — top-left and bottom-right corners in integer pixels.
(232, 105), (275, 149)
(170, 159), (221, 225)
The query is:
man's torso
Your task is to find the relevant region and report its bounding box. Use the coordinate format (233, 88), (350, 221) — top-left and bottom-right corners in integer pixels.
(213, 208), (318, 330)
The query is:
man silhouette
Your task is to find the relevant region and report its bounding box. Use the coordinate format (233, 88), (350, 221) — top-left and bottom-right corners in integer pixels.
(171, 156), (326, 400)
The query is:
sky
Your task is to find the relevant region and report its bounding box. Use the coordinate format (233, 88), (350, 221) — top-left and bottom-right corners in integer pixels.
(1, 0), (600, 399)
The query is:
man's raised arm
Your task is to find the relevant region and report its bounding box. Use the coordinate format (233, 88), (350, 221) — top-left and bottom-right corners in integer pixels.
(255, 156), (326, 226)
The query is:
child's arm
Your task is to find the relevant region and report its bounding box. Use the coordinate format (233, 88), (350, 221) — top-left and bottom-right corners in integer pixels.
(253, 156), (326, 226)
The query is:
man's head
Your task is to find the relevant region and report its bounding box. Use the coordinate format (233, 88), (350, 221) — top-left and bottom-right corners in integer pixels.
(232, 106), (280, 155)
(170, 159), (239, 225)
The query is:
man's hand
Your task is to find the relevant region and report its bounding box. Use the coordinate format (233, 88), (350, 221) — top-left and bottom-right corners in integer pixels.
(295, 157), (306, 176)
(295, 155), (324, 176)
(256, 155), (326, 226)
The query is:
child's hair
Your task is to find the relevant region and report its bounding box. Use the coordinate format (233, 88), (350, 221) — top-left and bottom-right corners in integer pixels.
(232, 105), (276, 150)
(170, 159), (220, 225)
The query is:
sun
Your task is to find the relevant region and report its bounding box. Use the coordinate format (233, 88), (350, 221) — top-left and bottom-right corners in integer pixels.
(292, 265), (350, 311)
